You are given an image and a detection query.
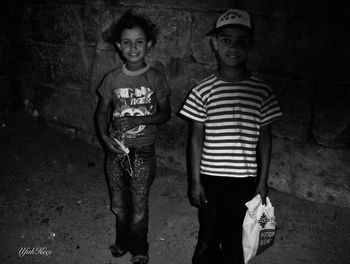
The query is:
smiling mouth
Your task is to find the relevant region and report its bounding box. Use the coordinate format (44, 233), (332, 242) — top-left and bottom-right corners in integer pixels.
(227, 54), (238, 58)
(129, 53), (138, 57)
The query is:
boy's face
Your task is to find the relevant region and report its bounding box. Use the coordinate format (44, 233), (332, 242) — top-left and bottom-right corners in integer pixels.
(116, 26), (152, 70)
(212, 27), (252, 68)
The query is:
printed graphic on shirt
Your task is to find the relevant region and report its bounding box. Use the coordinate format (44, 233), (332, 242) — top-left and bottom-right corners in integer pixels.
(112, 86), (154, 136)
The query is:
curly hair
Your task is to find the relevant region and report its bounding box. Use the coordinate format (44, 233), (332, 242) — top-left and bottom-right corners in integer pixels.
(105, 9), (158, 47)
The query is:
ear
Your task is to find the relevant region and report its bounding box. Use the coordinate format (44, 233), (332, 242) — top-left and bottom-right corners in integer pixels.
(209, 37), (218, 52)
(116, 42), (121, 50)
(147, 41), (153, 49)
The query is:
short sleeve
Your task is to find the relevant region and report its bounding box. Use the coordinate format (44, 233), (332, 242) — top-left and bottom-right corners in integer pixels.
(97, 74), (113, 100)
(260, 88), (283, 126)
(179, 86), (207, 122)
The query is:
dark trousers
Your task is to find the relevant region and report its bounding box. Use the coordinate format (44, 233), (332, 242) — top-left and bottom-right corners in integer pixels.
(192, 175), (255, 264)
(106, 144), (156, 256)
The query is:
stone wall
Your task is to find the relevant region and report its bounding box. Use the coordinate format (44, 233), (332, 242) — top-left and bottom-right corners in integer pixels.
(1, 0), (349, 207)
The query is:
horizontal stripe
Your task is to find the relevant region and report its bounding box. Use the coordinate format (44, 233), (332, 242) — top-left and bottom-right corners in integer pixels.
(180, 107), (205, 118)
(202, 150), (257, 156)
(210, 87), (268, 98)
(186, 95), (204, 108)
(203, 142), (257, 149)
(201, 161), (256, 168)
(207, 102), (260, 112)
(202, 152), (256, 158)
(209, 97), (261, 108)
(205, 125), (259, 132)
(206, 118), (260, 127)
(202, 157), (256, 163)
(179, 74), (282, 178)
(208, 107), (260, 116)
(200, 172), (256, 178)
(210, 92), (263, 103)
(207, 103), (260, 110)
(212, 80), (269, 90)
(207, 114), (260, 124)
(205, 136), (259, 143)
(263, 109), (283, 119)
(179, 109), (205, 122)
(201, 165), (257, 173)
(261, 113), (283, 125)
(207, 108), (260, 119)
(201, 167), (256, 175)
(182, 103), (205, 116)
(205, 131), (259, 137)
(262, 105), (282, 115)
(205, 121), (259, 128)
(202, 148), (256, 155)
(262, 102), (280, 114)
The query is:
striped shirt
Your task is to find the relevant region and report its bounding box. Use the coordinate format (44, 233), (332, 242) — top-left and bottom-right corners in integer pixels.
(179, 73), (282, 178)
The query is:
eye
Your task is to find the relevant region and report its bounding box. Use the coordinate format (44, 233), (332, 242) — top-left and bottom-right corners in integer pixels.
(121, 40), (130, 45)
(137, 39), (145, 45)
(236, 39), (250, 49)
(221, 38), (231, 44)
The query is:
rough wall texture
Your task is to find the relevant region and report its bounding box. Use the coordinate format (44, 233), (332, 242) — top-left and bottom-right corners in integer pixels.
(1, 0), (349, 207)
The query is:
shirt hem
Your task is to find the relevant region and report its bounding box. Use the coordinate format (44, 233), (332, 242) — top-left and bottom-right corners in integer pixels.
(200, 172), (256, 178)
(179, 110), (206, 122)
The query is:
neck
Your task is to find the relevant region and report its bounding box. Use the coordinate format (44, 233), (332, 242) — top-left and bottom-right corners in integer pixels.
(125, 61), (146, 71)
(217, 65), (250, 82)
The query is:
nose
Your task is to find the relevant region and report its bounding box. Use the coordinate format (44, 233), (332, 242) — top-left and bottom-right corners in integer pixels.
(130, 42), (137, 50)
(229, 42), (240, 49)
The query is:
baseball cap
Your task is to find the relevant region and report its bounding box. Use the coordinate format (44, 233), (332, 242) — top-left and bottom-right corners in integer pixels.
(206, 9), (252, 36)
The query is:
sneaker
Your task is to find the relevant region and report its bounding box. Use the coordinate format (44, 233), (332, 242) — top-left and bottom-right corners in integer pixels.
(109, 243), (127, 257)
(131, 254), (149, 264)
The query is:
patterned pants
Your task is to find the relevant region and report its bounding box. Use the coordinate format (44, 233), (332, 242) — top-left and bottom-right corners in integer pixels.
(105, 144), (156, 256)
(192, 175), (255, 264)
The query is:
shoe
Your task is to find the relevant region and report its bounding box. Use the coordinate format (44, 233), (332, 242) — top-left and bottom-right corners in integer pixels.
(109, 243), (127, 257)
(131, 255), (149, 264)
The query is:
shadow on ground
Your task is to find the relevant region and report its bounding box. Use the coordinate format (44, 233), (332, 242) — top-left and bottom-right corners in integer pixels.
(0, 110), (349, 264)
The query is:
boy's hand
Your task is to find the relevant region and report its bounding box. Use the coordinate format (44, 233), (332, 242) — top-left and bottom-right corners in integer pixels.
(255, 181), (269, 205)
(101, 135), (124, 154)
(114, 116), (140, 132)
(189, 182), (208, 208)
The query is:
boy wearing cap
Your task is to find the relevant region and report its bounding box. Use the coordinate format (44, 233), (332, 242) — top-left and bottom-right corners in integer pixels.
(179, 9), (282, 264)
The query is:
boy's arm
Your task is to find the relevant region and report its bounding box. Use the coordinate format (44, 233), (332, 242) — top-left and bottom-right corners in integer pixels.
(95, 97), (121, 153)
(188, 120), (207, 207)
(115, 95), (171, 132)
(255, 123), (272, 205)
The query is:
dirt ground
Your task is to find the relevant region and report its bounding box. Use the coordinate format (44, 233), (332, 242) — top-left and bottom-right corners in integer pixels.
(1, 109), (350, 264)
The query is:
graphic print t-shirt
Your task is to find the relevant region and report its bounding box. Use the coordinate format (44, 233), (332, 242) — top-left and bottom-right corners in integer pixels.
(98, 64), (170, 147)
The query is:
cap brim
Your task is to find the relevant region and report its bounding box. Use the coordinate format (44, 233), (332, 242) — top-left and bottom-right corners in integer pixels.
(206, 24), (252, 36)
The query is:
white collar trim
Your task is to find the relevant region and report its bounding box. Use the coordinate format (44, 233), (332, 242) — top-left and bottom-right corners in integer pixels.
(122, 64), (150, 76)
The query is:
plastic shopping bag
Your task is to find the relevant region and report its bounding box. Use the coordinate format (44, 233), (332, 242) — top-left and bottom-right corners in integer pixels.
(242, 194), (276, 263)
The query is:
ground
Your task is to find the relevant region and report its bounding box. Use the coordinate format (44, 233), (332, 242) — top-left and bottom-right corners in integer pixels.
(0, 109), (350, 264)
